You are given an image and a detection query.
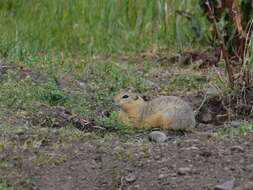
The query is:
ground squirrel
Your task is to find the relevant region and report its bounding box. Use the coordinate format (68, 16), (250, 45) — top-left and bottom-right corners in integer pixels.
(113, 91), (196, 130)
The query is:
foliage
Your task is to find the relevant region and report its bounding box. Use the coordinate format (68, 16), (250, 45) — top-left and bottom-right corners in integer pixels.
(0, 180), (10, 190)
(200, 0), (253, 89)
(214, 122), (253, 138)
(95, 111), (129, 132)
(0, 0), (209, 57)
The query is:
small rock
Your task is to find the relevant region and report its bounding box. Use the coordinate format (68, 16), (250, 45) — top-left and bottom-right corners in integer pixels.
(154, 154), (161, 160)
(149, 131), (167, 143)
(214, 180), (235, 190)
(177, 167), (192, 175)
(170, 173), (177, 177)
(183, 146), (199, 151)
(206, 86), (219, 97)
(158, 174), (166, 180)
(125, 173), (137, 183)
(230, 146), (244, 153)
(233, 182), (253, 190)
(228, 121), (244, 128)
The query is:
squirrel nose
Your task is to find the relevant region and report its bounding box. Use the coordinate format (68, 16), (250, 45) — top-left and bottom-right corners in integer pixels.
(113, 96), (119, 104)
(114, 101), (120, 107)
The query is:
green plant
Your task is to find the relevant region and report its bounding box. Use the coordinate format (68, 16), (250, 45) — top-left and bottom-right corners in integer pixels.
(95, 111), (129, 132)
(214, 122), (253, 138)
(0, 0), (209, 59)
(200, 0), (253, 89)
(0, 180), (11, 190)
(166, 74), (207, 91)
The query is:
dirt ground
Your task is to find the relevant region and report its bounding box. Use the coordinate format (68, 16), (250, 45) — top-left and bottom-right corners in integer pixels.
(27, 132), (253, 190)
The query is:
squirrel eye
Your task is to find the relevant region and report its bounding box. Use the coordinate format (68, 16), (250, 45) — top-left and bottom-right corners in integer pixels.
(122, 95), (129, 99)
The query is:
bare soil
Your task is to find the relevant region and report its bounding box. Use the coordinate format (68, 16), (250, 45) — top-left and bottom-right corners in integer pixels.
(25, 132), (253, 190)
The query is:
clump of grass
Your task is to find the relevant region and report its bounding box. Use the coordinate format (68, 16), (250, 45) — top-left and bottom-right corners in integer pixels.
(0, 76), (67, 111)
(96, 111), (129, 132)
(0, 59), (151, 131)
(70, 61), (151, 117)
(214, 122), (253, 139)
(0, 180), (11, 190)
(166, 74), (207, 91)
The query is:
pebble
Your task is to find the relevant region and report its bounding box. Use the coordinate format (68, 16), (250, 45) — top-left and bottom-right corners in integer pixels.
(148, 131), (167, 143)
(177, 167), (192, 175)
(206, 86), (219, 97)
(158, 174), (167, 180)
(230, 146), (244, 153)
(170, 173), (177, 177)
(125, 173), (137, 183)
(228, 121), (244, 128)
(214, 180), (235, 190)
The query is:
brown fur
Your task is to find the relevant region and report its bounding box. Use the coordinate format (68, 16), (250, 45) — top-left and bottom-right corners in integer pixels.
(114, 91), (196, 130)
(142, 112), (173, 129)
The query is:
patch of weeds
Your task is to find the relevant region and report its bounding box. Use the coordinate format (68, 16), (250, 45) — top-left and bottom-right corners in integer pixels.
(71, 61), (151, 117)
(0, 179), (11, 190)
(0, 74), (67, 112)
(96, 112), (130, 133)
(34, 153), (67, 166)
(62, 93), (94, 116)
(0, 160), (14, 172)
(84, 61), (150, 92)
(213, 123), (253, 139)
(113, 146), (133, 161)
(37, 79), (68, 105)
(55, 126), (86, 142)
(208, 69), (232, 95)
(167, 74), (207, 91)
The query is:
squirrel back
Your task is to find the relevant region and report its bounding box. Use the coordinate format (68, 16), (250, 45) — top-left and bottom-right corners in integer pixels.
(114, 91), (196, 130)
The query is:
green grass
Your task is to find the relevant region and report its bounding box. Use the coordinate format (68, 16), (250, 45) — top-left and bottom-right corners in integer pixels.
(65, 61), (152, 116)
(0, 74), (66, 110)
(214, 122), (253, 139)
(245, 29), (253, 79)
(0, 0), (211, 127)
(0, 58), (151, 123)
(0, 181), (10, 190)
(0, 0), (209, 59)
(95, 111), (129, 132)
(166, 74), (207, 91)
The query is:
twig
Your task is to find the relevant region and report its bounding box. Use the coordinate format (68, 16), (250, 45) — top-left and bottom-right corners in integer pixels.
(205, 1), (234, 88)
(194, 95), (208, 116)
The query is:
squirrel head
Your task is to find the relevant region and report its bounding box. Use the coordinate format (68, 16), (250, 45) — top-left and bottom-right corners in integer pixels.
(113, 91), (145, 112)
